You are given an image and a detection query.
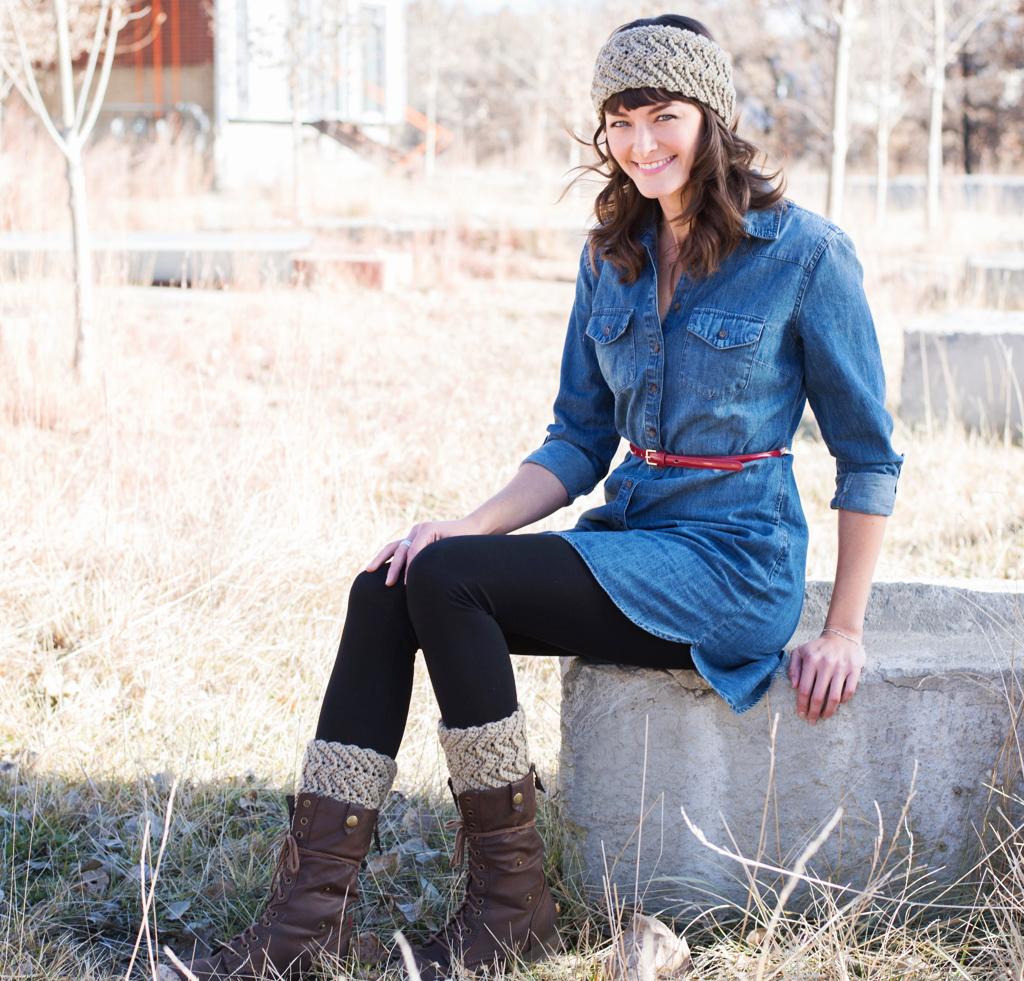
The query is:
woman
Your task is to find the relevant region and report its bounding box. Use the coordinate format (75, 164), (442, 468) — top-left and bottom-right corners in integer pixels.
(162, 13), (903, 981)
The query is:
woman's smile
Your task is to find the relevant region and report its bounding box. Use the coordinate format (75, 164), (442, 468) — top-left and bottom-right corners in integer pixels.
(634, 155), (677, 174)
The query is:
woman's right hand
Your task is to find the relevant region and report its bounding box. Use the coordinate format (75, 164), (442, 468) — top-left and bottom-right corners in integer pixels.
(366, 518), (484, 587)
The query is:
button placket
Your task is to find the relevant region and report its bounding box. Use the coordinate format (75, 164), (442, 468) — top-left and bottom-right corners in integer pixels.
(613, 472), (639, 530)
(642, 315), (665, 447)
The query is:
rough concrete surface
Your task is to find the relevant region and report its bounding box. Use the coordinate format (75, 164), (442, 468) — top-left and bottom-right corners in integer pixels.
(899, 308), (1024, 438)
(558, 579), (1024, 918)
(966, 252), (1024, 309)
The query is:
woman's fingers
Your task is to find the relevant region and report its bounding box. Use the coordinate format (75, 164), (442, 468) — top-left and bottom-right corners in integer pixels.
(385, 538), (414, 586)
(840, 666), (861, 702)
(805, 664), (836, 723)
(366, 542), (396, 573)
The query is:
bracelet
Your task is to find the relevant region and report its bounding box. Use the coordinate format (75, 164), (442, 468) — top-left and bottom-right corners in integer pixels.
(823, 626), (863, 646)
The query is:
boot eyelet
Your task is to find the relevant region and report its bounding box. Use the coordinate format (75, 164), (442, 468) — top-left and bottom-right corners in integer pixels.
(302, 799), (311, 807)
(478, 863), (485, 871)
(300, 817), (308, 825)
(323, 885), (331, 893)
(515, 858), (523, 866)
(527, 893), (534, 902)
(271, 910), (278, 917)
(474, 909), (482, 917)
(285, 876), (293, 884)
(296, 831), (303, 839)
(319, 921), (326, 931)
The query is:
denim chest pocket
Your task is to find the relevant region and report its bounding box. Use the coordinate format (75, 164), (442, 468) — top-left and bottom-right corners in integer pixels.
(681, 306), (766, 399)
(585, 307), (639, 394)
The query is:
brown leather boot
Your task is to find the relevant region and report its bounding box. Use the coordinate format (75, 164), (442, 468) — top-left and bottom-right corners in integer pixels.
(161, 792), (377, 980)
(410, 766), (561, 980)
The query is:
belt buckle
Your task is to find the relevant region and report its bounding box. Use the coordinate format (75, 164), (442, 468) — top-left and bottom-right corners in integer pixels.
(644, 448), (659, 466)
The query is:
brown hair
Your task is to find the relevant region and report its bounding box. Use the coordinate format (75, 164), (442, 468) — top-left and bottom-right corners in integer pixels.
(562, 14), (786, 284)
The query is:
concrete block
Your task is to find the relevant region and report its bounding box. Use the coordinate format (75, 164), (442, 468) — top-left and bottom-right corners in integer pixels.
(558, 579), (1024, 918)
(966, 252), (1024, 309)
(292, 250), (414, 290)
(899, 309), (1024, 440)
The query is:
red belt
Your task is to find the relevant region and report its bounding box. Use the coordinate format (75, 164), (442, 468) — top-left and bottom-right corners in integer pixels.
(629, 442), (790, 472)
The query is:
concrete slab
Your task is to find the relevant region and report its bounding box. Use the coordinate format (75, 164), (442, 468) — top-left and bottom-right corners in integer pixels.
(558, 579), (1024, 919)
(899, 308), (1024, 439)
(965, 252), (1024, 309)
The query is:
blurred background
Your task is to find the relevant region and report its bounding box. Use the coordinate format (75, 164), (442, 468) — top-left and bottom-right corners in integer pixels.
(1, 1), (1024, 976)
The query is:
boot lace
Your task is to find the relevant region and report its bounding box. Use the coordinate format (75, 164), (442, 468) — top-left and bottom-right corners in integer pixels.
(423, 818), (485, 953)
(221, 831), (301, 956)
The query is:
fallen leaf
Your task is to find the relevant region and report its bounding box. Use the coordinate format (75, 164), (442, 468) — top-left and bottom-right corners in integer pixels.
(401, 807), (443, 839)
(397, 897), (424, 924)
(351, 931), (386, 966)
(398, 836), (428, 855)
(607, 912), (692, 981)
(419, 880), (442, 906)
(237, 790), (260, 811)
(366, 849), (400, 877)
(202, 877), (237, 901)
(79, 864), (110, 896)
(165, 899), (192, 920)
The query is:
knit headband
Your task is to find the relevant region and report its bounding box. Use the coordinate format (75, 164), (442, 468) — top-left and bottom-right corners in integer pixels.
(590, 24), (736, 124)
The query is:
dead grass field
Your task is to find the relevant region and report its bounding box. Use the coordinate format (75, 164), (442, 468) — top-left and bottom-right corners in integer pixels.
(2, 153), (1023, 979)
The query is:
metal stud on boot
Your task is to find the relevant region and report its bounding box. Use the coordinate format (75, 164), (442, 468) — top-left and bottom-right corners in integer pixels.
(410, 766), (561, 980)
(161, 793), (378, 980)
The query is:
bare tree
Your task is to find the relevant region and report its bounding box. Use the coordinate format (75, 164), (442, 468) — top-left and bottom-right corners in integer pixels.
(827, 0), (857, 222)
(0, 0), (143, 381)
(868, 0), (923, 226)
(903, 0), (1013, 230)
(0, 72), (12, 149)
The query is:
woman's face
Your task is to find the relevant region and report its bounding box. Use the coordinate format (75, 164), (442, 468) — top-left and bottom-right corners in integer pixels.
(604, 99), (704, 212)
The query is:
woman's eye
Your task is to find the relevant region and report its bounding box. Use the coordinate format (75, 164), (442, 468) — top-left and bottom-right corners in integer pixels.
(657, 114), (676, 121)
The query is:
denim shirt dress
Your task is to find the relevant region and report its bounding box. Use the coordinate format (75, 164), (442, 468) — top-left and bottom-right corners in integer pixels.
(520, 198), (904, 715)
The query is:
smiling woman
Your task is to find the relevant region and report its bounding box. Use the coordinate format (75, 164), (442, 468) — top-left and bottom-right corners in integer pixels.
(574, 15), (786, 289)
(159, 13), (904, 981)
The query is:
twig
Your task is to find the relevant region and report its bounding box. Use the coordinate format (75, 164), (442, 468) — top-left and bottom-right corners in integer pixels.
(754, 806), (843, 981)
(123, 779), (179, 980)
(392, 930), (423, 981)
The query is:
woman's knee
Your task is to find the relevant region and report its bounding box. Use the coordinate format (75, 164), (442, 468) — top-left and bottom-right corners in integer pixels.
(405, 536), (482, 617)
(347, 564), (410, 618)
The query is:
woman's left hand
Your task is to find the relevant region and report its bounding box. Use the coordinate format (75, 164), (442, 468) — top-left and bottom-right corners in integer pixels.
(788, 631), (865, 724)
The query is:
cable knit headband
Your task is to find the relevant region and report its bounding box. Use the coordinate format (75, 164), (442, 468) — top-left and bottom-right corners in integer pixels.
(590, 24), (737, 124)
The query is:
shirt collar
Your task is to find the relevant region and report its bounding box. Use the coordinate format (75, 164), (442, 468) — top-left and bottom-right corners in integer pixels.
(638, 201), (783, 252)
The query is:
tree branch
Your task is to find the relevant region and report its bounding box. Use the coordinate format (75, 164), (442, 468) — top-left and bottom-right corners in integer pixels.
(944, 0), (1006, 62)
(81, 0), (127, 141)
(778, 94), (831, 136)
(73, 0), (112, 132)
(0, 47), (46, 119)
(53, 0), (77, 130)
(5, 3), (66, 149)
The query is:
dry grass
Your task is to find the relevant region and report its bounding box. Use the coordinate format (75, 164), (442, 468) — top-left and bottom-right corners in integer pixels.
(1, 135), (1023, 978)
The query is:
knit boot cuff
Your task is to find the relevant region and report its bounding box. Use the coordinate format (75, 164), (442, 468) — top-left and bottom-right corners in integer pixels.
(438, 704), (530, 795)
(298, 740), (398, 810)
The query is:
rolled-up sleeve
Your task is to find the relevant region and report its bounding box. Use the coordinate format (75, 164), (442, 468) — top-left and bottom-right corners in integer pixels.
(520, 241), (620, 504)
(794, 229), (904, 515)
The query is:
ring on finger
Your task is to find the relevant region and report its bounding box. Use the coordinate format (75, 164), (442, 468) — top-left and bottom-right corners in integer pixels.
(399, 538), (414, 548)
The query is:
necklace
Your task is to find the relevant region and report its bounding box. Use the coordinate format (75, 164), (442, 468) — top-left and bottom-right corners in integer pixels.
(657, 222), (684, 302)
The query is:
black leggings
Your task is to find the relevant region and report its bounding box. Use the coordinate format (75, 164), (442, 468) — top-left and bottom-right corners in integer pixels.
(315, 533), (695, 759)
